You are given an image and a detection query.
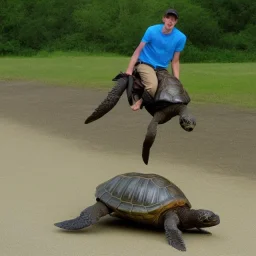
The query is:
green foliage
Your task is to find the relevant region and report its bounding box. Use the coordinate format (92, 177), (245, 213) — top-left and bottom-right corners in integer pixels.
(193, 0), (256, 33)
(219, 24), (256, 51)
(174, 1), (221, 47)
(0, 0), (255, 62)
(182, 42), (256, 63)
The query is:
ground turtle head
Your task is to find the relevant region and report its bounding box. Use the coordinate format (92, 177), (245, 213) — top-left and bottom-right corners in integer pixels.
(195, 209), (220, 227)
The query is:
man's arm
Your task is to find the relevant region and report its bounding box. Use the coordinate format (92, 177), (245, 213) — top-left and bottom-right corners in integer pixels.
(125, 42), (146, 75)
(171, 52), (181, 79)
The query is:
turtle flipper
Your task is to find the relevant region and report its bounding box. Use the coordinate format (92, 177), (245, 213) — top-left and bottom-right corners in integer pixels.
(164, 211), (186, 252)
(84, 75), (129, 124)
(142, 111), (165, 165)
(54, 201), (110, 230)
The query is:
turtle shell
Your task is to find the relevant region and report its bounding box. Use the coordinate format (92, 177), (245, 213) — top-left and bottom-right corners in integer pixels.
(126, 69), (191, 116)
(95, 172), (191, 225)
(153, 69), (191, 105)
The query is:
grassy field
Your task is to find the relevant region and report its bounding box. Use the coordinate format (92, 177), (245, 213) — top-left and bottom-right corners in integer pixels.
(0, 53), (255, 108)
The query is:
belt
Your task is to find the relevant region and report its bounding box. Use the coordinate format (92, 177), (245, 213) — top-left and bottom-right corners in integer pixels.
(135, 61), (166, 71)
(135, 61), (155, 70)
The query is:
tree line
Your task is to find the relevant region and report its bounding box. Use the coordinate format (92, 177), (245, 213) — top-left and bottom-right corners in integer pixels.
(1, 0), (255, 62)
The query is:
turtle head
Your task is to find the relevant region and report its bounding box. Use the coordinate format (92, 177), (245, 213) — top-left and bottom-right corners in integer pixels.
(193, 209), (220, 228)
(179, 114), (196, 132)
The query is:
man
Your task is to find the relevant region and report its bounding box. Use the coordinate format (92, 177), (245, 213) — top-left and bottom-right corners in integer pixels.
(125, 9), (187, 111)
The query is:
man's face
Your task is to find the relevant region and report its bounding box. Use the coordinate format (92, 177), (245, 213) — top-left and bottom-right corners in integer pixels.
(162, 15), (178, 31)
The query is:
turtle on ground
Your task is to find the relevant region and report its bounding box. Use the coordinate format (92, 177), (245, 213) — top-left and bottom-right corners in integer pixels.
(84, 69), (196, 165)
(54, 172), (220, 252)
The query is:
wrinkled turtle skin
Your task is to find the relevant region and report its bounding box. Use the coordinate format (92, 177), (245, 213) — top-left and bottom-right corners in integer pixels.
(95, 172), (191, 225)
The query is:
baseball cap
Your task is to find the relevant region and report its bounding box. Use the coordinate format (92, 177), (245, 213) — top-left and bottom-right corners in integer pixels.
(164, 9), (179, 19)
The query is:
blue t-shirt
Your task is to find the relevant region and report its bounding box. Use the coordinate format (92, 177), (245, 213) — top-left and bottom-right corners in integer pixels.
(138, 24), (186, 69)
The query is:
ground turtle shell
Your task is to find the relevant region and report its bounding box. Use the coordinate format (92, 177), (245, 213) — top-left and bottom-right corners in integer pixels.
(95, 172), (191, 225)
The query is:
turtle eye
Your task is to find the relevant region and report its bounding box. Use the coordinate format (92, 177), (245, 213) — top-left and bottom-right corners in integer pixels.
(199, 216), (207, 222)
(198, 212), (211, 222)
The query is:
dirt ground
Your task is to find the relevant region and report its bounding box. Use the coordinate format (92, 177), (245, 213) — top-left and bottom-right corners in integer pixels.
(0, 80), (255, 256)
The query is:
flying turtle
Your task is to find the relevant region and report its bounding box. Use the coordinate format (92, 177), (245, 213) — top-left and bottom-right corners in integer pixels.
(84, 69), (196, 165)
(54, 172), (220, 252)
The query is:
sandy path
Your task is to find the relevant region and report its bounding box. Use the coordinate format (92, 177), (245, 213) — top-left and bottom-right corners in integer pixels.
(0, 81), (255, 255)
(0, 81), (255, 178)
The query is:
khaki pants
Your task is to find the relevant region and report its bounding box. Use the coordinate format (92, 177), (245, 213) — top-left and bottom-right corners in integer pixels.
(135, 64), (158, 98)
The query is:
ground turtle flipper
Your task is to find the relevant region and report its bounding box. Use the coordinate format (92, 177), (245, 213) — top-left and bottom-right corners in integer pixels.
(164, 211), (186, 252)
(54, 216), (88, 230)
(54, 202), (110, 230)
(84, 74), (129, 124)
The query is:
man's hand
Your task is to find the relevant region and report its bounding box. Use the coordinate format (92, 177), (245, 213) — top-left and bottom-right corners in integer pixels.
(125, 70), (133, 76)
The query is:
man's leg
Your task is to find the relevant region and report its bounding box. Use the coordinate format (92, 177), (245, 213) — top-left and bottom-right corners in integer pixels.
(131, 64), (158, 111)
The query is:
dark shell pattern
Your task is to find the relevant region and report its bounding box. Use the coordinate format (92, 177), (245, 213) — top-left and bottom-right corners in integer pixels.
(95, 173), (191, 224)
(153, 70), (191, 105)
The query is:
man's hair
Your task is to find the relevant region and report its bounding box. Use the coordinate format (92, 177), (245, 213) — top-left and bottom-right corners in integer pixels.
(164, 9), (179, 19)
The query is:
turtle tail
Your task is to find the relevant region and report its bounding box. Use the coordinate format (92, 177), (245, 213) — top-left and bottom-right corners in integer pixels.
(84, 75), (129, 124)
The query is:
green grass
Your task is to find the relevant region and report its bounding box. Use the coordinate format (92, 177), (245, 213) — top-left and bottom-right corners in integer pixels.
(0, 53), (255, 108)
(181, 63), (256, 108)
